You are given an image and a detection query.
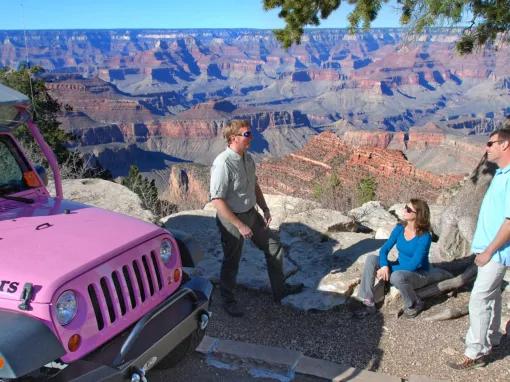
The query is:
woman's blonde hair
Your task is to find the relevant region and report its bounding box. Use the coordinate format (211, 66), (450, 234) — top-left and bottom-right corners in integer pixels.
(223, 119), (250, 144)
(408, 198), (431, 235)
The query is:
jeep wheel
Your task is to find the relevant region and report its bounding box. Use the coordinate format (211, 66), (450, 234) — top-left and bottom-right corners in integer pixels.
(154, 328), (205, 369)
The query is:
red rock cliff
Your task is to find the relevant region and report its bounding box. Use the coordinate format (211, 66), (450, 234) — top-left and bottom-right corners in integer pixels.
(257, 132), (462, 207)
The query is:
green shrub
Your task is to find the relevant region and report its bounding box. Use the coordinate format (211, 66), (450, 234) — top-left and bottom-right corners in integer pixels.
(357, 176), (377, 204)
(122, 165), (177, 219)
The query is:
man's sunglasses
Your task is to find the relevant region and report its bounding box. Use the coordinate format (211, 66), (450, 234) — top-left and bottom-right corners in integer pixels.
(237, 131), (252, 138)
(486, 139), (505, 147)
(404, 205), (416, 214)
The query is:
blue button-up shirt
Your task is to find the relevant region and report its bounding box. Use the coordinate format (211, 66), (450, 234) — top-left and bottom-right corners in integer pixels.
(471, 164), (510, 266)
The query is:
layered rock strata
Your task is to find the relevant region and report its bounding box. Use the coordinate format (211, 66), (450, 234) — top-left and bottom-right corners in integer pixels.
(257, 132), (462, 206)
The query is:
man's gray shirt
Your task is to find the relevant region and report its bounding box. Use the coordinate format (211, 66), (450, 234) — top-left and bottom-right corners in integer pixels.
(210, 147), (257, 213)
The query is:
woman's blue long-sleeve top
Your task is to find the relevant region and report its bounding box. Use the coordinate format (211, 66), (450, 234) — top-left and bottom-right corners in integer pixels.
(379, 224), (431, 272)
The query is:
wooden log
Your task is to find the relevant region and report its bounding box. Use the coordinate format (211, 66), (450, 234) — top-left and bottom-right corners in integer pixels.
(424, 305), (469, 321)
(416, 263), (477, 299)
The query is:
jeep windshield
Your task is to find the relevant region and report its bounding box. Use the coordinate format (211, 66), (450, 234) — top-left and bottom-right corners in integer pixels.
(0, 135), (36, 200)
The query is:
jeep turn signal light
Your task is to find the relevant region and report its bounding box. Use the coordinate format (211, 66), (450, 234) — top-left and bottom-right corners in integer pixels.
(23, 171), (41, 187)
(0, 356), (5, 369)
(173, 268), (181, 283)
(68, 334), (81, 352)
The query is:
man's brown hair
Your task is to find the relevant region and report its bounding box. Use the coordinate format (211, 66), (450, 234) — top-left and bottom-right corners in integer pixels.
(489, 118), (510, 141)
(223, 119), (250, 144)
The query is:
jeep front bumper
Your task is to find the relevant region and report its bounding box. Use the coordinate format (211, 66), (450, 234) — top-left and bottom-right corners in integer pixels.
(50, 276), (212, 382)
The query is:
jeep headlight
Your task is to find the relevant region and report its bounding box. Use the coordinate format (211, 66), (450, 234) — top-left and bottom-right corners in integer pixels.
(56, 290), (77, 326)
(160, 239), (173, 264)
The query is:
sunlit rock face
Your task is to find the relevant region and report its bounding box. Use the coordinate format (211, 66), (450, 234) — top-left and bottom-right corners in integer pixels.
(162, 195), (479, 312)
(257, 132), (463, 208)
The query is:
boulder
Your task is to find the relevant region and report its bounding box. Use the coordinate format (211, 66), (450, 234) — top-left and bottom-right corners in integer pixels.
(347, 201), (396, 240)
(163, 209), (299, 292)
(262, 194), (321, 229)
(165, 193), (493, 312)
(438, 157), (497, 260)
(281, 209), (355, 243)
(166, 196), (384, 310)
(54, 178), (154, 222)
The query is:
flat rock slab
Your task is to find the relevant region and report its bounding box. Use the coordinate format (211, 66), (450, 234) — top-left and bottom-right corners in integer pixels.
(282, 209), (355, 242)
(348, 201), (397, 231)
(56, 178), (154, 222)
(407, 375), (449, 382)
(163, 210), (298, 292)
(296, 356), (401, 382)
(164, 200), (400, 311)
(163, 196), (476, 312)
(197, 336), (402, 382)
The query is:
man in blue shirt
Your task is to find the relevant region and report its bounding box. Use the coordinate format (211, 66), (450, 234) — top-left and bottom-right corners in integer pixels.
(448, 124), (510, 370)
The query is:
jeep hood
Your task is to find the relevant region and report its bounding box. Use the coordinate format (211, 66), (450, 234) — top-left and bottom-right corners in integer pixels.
(0, 197), (165, 303)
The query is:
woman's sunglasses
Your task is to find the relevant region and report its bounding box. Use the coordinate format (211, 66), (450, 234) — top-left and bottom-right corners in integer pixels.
(237, 131), (252, 138)
(404, 205), (416, 214)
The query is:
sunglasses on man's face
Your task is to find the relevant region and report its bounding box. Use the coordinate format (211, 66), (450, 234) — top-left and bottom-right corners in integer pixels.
(486, 139), (505, 148)
(237, 131), (252, 138)
(404, 205), (416, 214)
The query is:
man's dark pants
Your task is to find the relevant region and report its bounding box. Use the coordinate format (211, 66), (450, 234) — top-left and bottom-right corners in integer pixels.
(216, 208), (286, 302)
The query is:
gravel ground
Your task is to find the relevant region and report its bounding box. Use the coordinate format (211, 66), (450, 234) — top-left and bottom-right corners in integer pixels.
(207, 287), (510, 382)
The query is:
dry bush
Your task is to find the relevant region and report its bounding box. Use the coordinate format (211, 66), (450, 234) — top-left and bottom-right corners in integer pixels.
(19, 141), (109, 181)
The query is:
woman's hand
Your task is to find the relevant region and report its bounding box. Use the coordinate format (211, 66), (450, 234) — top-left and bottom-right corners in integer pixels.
(376, 266), (390, 281)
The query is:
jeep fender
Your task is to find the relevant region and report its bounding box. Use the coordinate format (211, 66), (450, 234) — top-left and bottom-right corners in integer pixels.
(167, 228), (203, 268)
(0, 310), (65, 379)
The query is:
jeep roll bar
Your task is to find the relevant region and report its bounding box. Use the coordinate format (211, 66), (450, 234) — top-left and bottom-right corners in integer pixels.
(0, 83), (63, 199)
(26, 116), (63, 198)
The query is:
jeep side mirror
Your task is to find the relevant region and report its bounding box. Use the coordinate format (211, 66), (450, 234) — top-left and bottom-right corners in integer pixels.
(35, 165), (48, 186)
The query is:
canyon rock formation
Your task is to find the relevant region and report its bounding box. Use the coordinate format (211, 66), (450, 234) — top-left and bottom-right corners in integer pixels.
(1, 29), (508, 178)
(257, 132), (463, 208)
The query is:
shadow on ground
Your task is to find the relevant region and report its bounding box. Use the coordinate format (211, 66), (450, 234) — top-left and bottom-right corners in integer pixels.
(165, 213), (387, 376)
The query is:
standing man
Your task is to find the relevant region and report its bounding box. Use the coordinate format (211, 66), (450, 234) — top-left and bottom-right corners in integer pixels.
(210, 119), (303, 317)
(448, 125), (510, 370)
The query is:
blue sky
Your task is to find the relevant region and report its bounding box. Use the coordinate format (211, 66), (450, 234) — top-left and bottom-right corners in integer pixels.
(0, 0), (405, 30)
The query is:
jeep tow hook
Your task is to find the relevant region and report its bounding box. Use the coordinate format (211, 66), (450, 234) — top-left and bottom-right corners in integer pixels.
(199, 311), (211, 330)
(130, 367), (147, 382)
(18, 282), (34, 311)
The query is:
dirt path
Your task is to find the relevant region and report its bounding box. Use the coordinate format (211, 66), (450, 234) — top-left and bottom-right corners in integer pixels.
(206, 287), (509, 382)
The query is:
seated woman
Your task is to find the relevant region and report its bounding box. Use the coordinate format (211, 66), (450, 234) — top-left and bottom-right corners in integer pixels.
(355, 198), (433, 318)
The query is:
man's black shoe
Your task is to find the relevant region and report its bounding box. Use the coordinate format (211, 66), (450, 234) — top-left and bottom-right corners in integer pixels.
(223, 300), (244, 317)
(274, 283), (304, 303)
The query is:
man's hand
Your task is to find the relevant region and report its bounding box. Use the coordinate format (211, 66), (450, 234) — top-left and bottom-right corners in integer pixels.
(475, 251), (492, 267)
(237, 223), (253, 239)
(263, 209), (272, 227)
(376, 266), (390, 282)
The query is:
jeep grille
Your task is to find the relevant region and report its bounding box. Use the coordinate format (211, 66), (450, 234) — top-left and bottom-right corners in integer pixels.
(87, 251), (163, 330)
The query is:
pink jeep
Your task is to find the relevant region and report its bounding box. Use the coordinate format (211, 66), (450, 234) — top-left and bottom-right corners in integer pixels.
(0, 83), (212, 381)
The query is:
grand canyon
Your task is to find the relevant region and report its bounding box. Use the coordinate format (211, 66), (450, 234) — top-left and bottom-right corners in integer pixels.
(1, 28), (509, 208)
